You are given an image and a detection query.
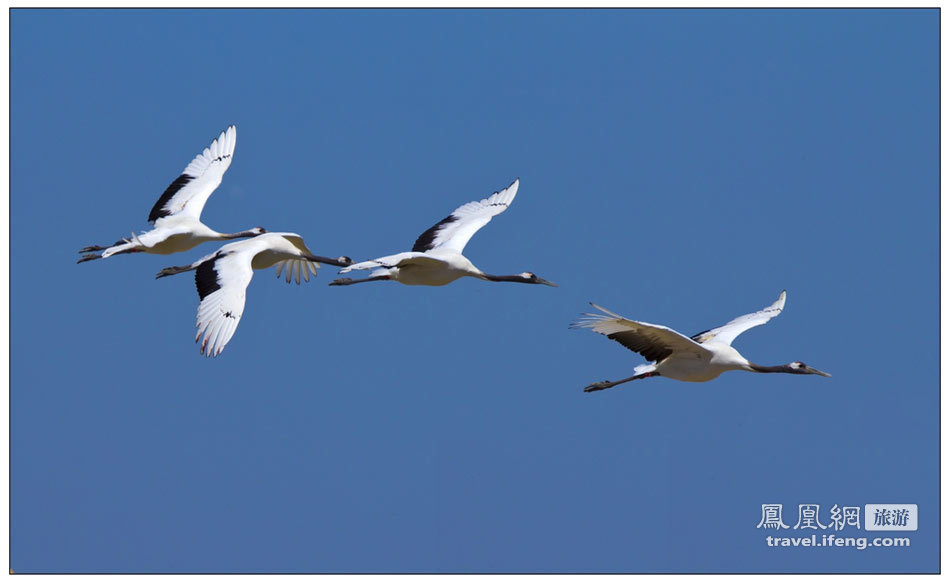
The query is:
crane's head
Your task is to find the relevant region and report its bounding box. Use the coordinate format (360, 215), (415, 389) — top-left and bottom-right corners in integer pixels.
(787, 361), (831, 377)
(521, 272), (557, 287)
(251, 227), (267, 235)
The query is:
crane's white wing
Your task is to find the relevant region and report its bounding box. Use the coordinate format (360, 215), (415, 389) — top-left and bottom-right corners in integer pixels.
(690, 290), (786, 346)
(571, 303), (709, 363)
(193, 249), (253, 357)
(273, 259), (319, 284)
(411, 178), (519, 254)
(148, 126), (237, 223)
(266, 233), (320, 284)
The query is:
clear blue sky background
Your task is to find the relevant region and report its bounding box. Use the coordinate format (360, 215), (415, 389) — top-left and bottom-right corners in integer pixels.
(11, 8), (938, 573)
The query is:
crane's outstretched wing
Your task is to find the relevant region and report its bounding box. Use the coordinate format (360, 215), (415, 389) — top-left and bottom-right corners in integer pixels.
(690, 290), (786, 346)
(194, 249), (253, 357)
(270, 234), (320, 284)
(148, 125), (237, 223)
(273, 259), (319, 284)
(411, 178), (519, 254)
(571, 303), (709, 363)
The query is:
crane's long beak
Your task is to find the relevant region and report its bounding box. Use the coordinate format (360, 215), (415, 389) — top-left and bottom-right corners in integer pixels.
(806, 366), (832, 378)
(537, 277), (558, 287)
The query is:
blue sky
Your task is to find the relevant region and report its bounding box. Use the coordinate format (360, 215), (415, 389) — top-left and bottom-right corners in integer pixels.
(11, 8), (938, 573)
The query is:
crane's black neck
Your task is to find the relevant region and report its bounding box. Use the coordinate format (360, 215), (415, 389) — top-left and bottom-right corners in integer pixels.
(481, 273), (529, 283)
(306, 255), (350, 267)
(222, 229), (262, 240)
(748, 363), (795, 374)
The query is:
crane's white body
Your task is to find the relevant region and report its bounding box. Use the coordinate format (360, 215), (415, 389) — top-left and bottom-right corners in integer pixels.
(79, 126), (265, 262)
(104, 218), (234, 257)
(333, 179), (555, 288)
(342, 249), (484, 286)
(629, 343), (751, 383)
(157, 232), (344, 357)
(572, 291), (830, 389)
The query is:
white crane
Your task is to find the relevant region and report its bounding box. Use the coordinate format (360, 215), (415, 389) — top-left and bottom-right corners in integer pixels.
(329, 178), (556, 288)
(78, 126), (265, 263)
(155, 232), (352, 357)
(570, 291), (830, 391)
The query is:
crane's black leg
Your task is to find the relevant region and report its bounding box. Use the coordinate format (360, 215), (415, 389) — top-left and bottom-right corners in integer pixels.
(77, 253), (102, 264)
(583, 371), (658, 392)
(329, 275), (391, 286)
(78, 245), (109, 253)
(155, 265), (196, 279)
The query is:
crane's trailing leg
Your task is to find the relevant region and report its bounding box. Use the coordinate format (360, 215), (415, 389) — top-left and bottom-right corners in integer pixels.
(584, 371), (658, 393)
(78, 236), (132, 256)
(78, 244), (110, 253)
(155, 264), (197, 279)
(329, 275), (391, 286)
(77, 253), (103, 264)
(112, 247), (145, 256)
